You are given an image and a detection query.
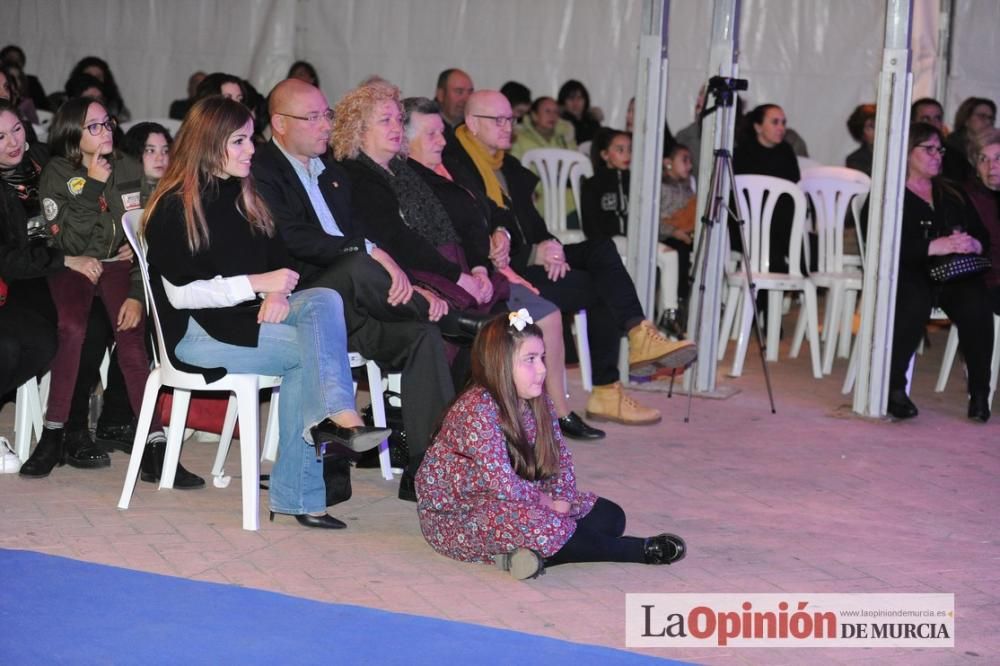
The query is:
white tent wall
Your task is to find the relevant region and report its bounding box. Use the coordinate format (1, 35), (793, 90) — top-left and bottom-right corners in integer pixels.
(1, 1), (993, 166)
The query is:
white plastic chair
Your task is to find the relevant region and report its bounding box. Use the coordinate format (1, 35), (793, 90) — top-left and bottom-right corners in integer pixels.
(119, 117), (182, 136)
(116, 209), (282, 531)
(718, 175), (822, 378)
(934, 314), (1000, 406)
(794, 170), (870, 373)
(520, 148), (592, 244)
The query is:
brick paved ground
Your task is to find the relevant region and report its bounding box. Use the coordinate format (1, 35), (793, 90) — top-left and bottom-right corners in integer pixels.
(1, 321), (997, 665)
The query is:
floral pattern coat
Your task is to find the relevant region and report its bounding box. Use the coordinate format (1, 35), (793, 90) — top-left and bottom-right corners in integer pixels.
(415, 387), (598, 563)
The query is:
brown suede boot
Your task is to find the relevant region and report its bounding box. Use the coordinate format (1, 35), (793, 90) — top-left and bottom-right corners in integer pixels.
(628, 320), (697, 375)
(585, 382), (661, 425)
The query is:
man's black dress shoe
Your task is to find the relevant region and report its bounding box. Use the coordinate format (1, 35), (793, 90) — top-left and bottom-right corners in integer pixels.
(887, 389), (918, 420)
(968, 393), (991, 423)
(64, 429), (111, 469)
(269, 511), (347, 529)
(438, 310), (493, 342)
(558, 412), (606, 440)
(398, 470), (417, 502)
(310, 420), (391, 460)
(140, 441), (206, 489)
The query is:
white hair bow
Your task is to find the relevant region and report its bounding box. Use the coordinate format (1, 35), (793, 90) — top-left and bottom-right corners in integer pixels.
(508, 308), (533, 331)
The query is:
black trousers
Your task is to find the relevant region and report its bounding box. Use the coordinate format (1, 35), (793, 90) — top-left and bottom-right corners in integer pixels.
(303, 252), (455, 475)
(523, 238), (646, 386)
(891, 274), (994, 395)
(545, 497), (645, 566)
(0, 303), (57, 400)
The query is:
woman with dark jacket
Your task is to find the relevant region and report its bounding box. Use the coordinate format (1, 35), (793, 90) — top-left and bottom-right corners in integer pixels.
(332, 81), (506, 317)
(879, 122), (994, 422)
(963, 127), (1000, 315)
(0, 100), (103, 468)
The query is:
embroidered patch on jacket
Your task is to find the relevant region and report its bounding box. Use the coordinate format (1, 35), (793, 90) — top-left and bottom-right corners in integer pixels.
(600, 192), (618, 212)
(67, 177), (86, 196)
(121, 191), (141, 211)
(42, 197), (59, 221)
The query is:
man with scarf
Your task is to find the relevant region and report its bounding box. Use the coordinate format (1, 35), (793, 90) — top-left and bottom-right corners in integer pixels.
(442, 90), (698, 426)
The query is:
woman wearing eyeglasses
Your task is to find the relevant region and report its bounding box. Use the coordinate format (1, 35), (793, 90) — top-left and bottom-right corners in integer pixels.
(963, 128), (1000, 316)
(24, 97), (191, 481)
(881, 122), (993, 422)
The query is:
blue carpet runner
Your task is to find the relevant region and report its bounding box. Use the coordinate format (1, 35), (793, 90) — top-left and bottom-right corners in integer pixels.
(0, 548), (690, 665)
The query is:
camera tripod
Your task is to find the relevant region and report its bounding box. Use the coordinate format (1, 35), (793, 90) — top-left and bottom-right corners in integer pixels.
(683, 83), (776, 422)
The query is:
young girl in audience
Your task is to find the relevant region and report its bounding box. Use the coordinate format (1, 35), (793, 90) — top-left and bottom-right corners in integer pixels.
(27, 97), (201, 484)
(659, 142), (695, 333)
(122, 121), (173, 197)
(415, 311), (686, 579)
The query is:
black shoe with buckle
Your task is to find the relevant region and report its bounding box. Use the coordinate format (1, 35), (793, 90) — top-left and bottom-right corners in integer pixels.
(95, 421), (137, 453)
(558, 412), (606, 440)
(64, 429), (111, 469)
(643, 533), (687, 565)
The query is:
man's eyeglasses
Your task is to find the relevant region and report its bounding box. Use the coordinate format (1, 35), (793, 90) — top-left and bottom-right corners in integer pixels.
(276, 109), (334, 123)
(473, 114), (515, 128)
(916, 143), (946, 156)
(83, 119), (117, 136)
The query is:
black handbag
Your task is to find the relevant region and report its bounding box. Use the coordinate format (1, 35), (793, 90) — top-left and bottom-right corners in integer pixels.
(927, 254), (991, 283)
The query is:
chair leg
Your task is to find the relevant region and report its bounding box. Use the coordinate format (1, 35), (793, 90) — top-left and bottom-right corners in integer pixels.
(989, 316), (1000, 407)
(839, 289), (858, 358)
(934, 325), (960, 393)
(730, 288), (754, 377)
(14, 379), (42, 462)
(842, 336), (858, 394)
(789, 292), (809, 359)
(159, 389), (192, 489)
(367, 362), (394, 481)
(821, 285), (844, 375)
(718, 284), (740, 362)
(233, 383), (261, 531)
(766, 291), (782, 362)
(118, 372), (163, 510)
(210, 394), (240, 487)
(573, 310), (593, 393)
(260, 387), (280, 464)
(803, 285), (823, 379)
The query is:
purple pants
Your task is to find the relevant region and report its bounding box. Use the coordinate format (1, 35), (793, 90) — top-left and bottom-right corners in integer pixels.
(46, 260), (160, 429)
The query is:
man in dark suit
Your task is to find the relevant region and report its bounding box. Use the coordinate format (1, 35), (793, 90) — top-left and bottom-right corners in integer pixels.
(253, 78), (457, 502)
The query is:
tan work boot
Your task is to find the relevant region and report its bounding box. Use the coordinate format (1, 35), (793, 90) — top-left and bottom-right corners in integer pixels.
(628, 320), (697, 375)
(586, 382), (662, 425)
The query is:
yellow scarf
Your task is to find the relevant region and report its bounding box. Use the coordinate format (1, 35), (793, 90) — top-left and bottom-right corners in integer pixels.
(456, 125), (507, 209)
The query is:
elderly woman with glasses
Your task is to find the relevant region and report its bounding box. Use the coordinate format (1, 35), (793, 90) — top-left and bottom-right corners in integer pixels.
(25, 97), (194, 482)
(872, 122), (994, 422)
(963, 128), (1000, 316)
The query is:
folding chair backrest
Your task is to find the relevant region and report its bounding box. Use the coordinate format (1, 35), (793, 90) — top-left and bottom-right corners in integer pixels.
(732, 174), (808, 276)
(520, 148), (593, 234)
(799, 172), (870, 273)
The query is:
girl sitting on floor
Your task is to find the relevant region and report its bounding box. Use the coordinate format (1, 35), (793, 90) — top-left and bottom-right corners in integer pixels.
(415, 310), (686, 580)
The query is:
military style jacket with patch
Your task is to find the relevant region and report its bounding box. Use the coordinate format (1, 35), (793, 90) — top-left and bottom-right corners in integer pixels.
(39, 154), (145, 300)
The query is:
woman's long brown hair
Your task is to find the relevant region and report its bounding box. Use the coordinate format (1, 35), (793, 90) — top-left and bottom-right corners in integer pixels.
(470, 316), (560, 480)
(142, 95), (272, 252)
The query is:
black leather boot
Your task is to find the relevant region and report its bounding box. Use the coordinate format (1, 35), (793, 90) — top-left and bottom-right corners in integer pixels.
(64, 429), (111, 469)
(19, 427), (66, 478)
(643, 533), (687, 565)
(140, 441), (206, 489)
